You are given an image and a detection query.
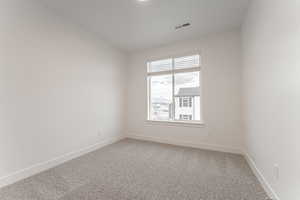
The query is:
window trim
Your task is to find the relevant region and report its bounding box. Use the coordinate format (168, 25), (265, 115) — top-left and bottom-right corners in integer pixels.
(147, 66), (200, 77)
(146, 53), (204, 124)
(146, 120), (205, 127)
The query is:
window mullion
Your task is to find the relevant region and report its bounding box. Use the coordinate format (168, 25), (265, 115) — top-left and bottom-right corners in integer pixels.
(172, 58), (175, 121)
(147, 76), (151, 120)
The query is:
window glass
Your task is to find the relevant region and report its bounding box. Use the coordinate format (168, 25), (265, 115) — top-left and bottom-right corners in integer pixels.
(180, 115), (192, 121)
(149, 75), (172, 121)
(174, 72), (200, 121)
(147, 55), (201, 122)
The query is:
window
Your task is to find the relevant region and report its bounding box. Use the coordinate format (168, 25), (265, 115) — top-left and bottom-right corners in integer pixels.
(147, 55), (201, 123)
(180, 97), (192, 107)
(179, 114), (192, 121)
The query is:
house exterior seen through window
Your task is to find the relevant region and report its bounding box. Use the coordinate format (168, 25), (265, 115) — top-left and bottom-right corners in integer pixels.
(147, 55), (201, 123)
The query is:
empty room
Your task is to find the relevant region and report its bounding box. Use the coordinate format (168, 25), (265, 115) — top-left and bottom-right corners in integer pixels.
(0, 0), (299, 199)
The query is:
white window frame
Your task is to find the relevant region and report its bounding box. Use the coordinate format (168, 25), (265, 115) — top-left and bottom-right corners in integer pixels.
(146, 54), (204, 125)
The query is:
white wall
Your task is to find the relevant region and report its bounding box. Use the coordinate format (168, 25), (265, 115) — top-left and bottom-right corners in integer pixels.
(126, 30), (243, 153)
(0, 0), (126, 185)
(242, 0), (300, 199)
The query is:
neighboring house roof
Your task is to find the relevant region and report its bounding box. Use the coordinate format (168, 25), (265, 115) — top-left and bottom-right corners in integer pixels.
(175, 87), (200, 97)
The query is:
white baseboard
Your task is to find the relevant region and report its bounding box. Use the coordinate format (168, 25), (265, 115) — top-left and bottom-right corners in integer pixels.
(0, 134), (279, 200)
(244, 152), (280, 200)
(127, 134), (242, 154)
(127, 134), (279, 199)
(0, 135), (124, 189)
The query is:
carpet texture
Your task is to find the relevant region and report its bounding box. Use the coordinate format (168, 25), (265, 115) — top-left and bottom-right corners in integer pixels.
(0, 139), (269, 200)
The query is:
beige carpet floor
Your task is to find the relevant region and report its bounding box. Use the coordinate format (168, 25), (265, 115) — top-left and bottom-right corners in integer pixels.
(0, 139), (269, 200)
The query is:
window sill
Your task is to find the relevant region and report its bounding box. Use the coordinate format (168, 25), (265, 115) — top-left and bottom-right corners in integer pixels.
(146, 120), (205, 128)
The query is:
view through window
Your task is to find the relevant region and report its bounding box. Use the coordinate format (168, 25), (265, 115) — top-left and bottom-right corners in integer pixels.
(147, 55), (201, 122)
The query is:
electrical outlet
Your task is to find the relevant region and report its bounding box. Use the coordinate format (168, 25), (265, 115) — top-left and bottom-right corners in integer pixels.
(274, 164), (279, 181)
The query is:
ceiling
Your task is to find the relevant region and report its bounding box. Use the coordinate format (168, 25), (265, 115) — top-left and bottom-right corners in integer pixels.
(39, 0), (249, 52)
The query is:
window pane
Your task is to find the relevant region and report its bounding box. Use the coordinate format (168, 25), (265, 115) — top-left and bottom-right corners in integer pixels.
(174, 55), (200, 70)
(149, 75), (172, 121)
(148, 59), (172, 73)
(174, 71), (200, 121)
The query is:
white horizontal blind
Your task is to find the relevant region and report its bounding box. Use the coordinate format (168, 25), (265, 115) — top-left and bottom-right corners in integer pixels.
(174, 55), (200, 70)
(147, 58), (172, 73)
